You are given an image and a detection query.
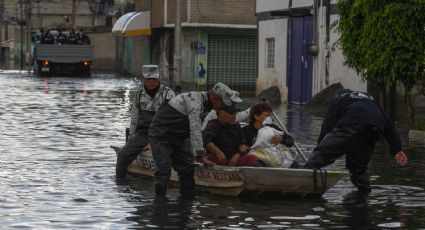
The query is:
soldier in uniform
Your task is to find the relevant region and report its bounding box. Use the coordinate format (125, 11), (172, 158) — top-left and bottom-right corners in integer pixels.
(116, 65), (175, 180)
(304, 88), (408, 193)
(149, 82), (242, 196)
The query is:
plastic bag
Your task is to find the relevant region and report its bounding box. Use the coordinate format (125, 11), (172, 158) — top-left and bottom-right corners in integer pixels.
(251, 126), (283, 148)
(248, 147), (294, 168)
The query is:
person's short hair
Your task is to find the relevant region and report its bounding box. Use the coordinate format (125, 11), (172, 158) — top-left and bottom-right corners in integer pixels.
(249, 102), (272, 122)
(211, 82), (243, 106)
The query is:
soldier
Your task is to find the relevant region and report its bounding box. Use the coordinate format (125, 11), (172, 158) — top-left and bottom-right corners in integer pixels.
(149, 82), (242, 196)
(304, 88), (408, 193)
(116, 65), (175, 180)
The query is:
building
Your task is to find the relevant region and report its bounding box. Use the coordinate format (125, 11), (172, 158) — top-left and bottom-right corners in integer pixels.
(255, 0), (366, 104)
(113, 0), (257, 92)
(0, 0), (118, 71)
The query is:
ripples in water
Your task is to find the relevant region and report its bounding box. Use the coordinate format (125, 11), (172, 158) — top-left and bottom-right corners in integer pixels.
(1, 71), (425, 229)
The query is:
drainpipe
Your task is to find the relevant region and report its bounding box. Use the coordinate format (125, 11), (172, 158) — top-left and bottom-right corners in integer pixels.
(313, 0), (317, 45)
(26, 0), (32, 72)
(173, 0), (182, 88)
(325, 0), (330, 85)
(72, 0), (76, 29)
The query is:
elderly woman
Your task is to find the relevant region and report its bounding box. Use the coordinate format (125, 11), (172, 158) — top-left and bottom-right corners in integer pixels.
(242, 102), (294, 148)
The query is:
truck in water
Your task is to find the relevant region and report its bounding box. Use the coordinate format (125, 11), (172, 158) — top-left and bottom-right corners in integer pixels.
(33, 44), (93, 77)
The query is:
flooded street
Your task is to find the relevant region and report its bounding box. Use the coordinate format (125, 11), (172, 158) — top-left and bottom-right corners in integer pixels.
(1, 71), (425, 229)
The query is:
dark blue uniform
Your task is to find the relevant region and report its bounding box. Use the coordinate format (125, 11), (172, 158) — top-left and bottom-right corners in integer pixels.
(304, 89), (402, 192)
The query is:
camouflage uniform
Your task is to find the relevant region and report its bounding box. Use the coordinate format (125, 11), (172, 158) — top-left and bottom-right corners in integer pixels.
(149, 82), (243, 196)
(149, 92), (211, 195)
(116, 84), (175, 179)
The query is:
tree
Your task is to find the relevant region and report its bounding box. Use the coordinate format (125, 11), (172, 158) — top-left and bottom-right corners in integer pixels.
(335, 0), (425, 123)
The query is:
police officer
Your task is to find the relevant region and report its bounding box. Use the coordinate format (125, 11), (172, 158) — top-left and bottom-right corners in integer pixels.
(67, 29), (79, 45)
(149, 82), (243, 196)
(79, 29), (91, 45)
(116, 65), (175, 180)
(56, 30), (67, 45)
(304, 89), (408, 193)
(41, 30), (54, 44)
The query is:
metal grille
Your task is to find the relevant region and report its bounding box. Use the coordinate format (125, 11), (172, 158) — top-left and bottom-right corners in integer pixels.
(207, 35), (257, 92)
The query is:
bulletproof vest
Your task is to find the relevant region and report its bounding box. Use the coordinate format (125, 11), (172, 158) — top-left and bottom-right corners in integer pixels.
(68, 35), (78, 44)
(57, 35), (66, 43)
(135, 85), (173, 133)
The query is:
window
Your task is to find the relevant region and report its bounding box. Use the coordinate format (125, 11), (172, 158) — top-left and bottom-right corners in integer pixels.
(266, 38), (275, 69)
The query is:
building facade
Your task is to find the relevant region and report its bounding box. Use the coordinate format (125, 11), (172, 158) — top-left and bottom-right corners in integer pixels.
(114, 0), (258, 92)
(0, 0), (118, 70)
(256, 0), (366, 104)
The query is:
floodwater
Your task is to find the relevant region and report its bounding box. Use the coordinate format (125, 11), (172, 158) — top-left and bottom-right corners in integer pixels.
(1, 71), (424, 229)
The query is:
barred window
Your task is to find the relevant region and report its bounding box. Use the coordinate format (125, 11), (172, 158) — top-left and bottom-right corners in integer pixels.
(266, 38), (275, 69)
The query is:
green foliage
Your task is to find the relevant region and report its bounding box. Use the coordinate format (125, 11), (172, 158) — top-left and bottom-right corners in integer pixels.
(336, 0), (425, 92)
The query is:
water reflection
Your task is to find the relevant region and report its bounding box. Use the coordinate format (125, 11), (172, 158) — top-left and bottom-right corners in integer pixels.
(1, 71), (425, 229)
(341, 192), (375, 229)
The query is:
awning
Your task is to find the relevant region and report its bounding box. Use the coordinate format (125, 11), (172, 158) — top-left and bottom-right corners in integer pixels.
(112, 11), (151, 37)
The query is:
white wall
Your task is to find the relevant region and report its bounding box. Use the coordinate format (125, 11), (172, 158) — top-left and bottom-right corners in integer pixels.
(256, 0), (289, 13)
(327, 15), (366, 91)
(291, 0), (314, 8)
(91, 32), (116, 71)
(257, 19), (289, 102)
(256, 0), (314, 13)
(256, 1), (367, 102)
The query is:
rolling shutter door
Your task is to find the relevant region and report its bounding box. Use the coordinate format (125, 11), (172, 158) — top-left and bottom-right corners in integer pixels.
(207, 35), (257, 92)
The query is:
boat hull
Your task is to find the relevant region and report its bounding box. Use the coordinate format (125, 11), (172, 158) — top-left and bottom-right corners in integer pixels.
(112, 146), (347, 197)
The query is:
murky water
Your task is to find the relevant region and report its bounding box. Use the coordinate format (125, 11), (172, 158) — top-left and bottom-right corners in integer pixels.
(1, 71), (424, 229)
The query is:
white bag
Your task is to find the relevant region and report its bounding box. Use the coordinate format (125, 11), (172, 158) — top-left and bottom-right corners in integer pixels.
(249, 147), (294, 168)
(249, 126), (294, 168)
(251, 126), (283, 148)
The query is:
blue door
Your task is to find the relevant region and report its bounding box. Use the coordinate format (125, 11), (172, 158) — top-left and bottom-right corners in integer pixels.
(288, 16), (314, 104)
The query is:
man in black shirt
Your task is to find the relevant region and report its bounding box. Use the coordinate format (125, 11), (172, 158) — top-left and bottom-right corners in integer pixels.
(304, 89), (408, 193)
(202, 104), (258, 167)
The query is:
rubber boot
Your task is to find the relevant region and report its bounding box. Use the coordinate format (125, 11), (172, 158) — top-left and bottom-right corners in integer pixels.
(155, 184), (167, 197)
(350, 170), (371, 194)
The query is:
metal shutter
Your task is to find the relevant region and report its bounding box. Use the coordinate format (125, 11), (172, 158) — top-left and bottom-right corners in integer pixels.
(207, 35), (257, 92)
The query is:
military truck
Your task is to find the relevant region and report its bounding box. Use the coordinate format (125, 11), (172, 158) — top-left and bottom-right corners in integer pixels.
(33, 44), (93, 77)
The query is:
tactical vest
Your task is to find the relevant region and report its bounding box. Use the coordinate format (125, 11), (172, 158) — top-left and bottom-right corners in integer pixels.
(133, 85), (174, 134)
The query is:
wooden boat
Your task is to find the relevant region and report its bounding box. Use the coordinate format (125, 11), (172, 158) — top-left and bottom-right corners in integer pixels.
(111, 145), (347, 197)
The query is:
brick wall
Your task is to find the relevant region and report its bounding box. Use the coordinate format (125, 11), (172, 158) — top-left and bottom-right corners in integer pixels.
(151, 0), (164, 27)
(190, 0), (256, 25)
(166, 0), (188, 25)
(135, 0), (151, 12)
(151, 0), (256, 27)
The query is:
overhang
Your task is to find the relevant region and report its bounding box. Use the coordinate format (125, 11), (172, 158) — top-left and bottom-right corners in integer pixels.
(112, 11), (151, 37)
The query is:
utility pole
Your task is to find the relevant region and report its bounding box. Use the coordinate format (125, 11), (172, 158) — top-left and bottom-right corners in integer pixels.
(173, 0), (182, 88)
(26, 0), (32, 72)
(0, 0), (3, 45)
(0, 0), (4, 63)
(72, 0), (76, 29)
(20, 0), (23, 71)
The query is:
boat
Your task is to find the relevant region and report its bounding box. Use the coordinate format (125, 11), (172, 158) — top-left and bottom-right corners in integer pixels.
(111, 145), (348, 197)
